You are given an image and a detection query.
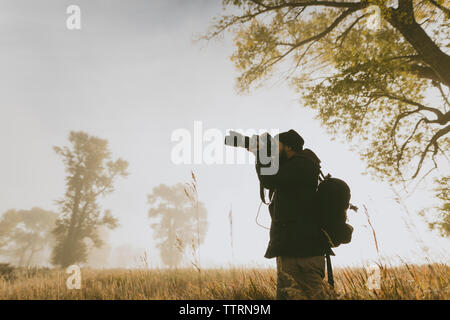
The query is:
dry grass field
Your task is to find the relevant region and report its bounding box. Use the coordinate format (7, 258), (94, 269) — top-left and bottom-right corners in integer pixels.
(0, 263), (448, 300)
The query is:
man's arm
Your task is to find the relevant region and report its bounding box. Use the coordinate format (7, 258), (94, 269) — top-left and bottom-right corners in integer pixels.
(256, 157), (313, 189)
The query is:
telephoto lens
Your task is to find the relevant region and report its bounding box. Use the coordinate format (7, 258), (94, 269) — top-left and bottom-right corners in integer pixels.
(224, 130), (251, 148)
(224, 131), (274, 158)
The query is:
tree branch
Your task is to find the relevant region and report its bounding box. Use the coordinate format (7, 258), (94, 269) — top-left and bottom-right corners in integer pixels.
(408, 64), (443, 83)
(380, 92), (447, 124)
(243, 8), (358, 82)
(248, 0), (369, 10)
(388, 1), (450, 87)
(411, 124), (450, 179)
(336, 13), (369, 46)
(427, 0), (450, 17)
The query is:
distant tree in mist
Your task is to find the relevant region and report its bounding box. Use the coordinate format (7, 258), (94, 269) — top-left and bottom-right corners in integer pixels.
(85, 226), (112, 268)
(52, 131), (128, 268)
(0, 207), (57, 267)
(109, 244), (148, 269)
(147, 183), (208, 268)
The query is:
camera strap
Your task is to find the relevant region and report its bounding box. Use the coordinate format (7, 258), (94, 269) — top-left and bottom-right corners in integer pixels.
(259, 183), (275, 205)
(259, 183), (268, 204)
(255, 184), (275, 230)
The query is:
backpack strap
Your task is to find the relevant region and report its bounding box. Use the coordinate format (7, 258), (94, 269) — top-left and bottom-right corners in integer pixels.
(325, 251), (334, 288)
(319, 170), (326, 182)
(319, 170), (331, 182)
(322, 229), (335, 288)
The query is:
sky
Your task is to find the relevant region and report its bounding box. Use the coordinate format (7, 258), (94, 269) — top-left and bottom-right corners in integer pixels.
(0, 0), (448, 269)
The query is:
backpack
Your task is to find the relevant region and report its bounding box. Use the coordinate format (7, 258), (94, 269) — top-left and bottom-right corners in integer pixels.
(316, 173), (354, 248)
(278, 148), (355, 246)
(315, 171), (356, 288)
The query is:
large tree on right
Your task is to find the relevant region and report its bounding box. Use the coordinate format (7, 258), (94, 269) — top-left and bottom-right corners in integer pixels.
(203, 0), (449, 235)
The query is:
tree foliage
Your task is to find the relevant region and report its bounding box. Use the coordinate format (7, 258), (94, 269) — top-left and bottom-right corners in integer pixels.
(203, 0), (449, 235)
(52, 131), (128, 267)
(0, 208), (57, 267)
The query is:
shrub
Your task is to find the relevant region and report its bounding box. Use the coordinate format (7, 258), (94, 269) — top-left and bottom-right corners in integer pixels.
(0, 263), (16, 281)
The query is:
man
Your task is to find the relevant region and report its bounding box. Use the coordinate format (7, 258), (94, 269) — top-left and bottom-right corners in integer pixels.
(254, 129), (328, 300)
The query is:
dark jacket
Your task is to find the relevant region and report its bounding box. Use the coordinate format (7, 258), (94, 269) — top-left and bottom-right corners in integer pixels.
(256, 150), (328, 258)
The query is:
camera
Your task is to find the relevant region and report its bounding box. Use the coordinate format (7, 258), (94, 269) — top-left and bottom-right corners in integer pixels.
(224, 131), (275, 157)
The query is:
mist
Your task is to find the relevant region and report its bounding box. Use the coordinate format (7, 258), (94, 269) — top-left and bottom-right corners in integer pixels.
(0, 0), (448, 271)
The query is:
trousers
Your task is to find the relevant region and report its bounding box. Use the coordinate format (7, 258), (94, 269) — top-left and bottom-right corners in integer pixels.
(276, 255), (326, 299)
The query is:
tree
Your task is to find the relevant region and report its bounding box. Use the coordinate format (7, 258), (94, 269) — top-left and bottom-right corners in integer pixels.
(420, 176), (450, 236)
(147, 182), (208, 268)
(0, 208), (57, 267)
(85, 226), (113, 268)
(52, 131), (128, 267)
(203, 0), (449, 235)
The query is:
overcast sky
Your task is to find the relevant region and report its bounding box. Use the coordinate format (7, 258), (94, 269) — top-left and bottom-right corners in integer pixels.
(0, 0), (448, 269)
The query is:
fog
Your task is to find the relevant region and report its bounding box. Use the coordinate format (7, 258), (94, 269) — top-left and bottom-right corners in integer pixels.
(0, 0), (448, 270)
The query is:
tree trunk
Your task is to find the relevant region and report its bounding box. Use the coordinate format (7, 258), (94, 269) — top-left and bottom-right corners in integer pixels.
(388, 1), (450, 87)
(62, 169), (83, 267)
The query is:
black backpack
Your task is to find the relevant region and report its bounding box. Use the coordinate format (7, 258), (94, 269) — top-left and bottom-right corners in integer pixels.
(316, 173), (354, 248)
(298, 149), (355, 245)
(316, 171), (356, 288)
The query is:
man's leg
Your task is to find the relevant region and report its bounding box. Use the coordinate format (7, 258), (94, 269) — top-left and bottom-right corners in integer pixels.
(276, 256), (292, 300)
(295, 256), (326, 299)
(276, 255), (326, 300)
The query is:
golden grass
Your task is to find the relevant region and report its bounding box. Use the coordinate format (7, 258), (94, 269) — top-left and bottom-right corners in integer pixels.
(0, 263), (448, 300)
